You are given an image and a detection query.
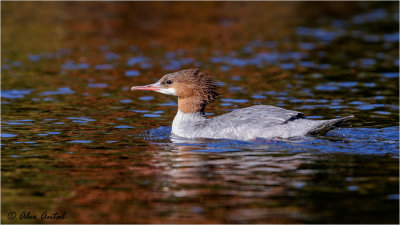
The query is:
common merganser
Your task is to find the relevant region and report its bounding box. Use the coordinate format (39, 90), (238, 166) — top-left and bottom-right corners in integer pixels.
(131, 68), (354, 140)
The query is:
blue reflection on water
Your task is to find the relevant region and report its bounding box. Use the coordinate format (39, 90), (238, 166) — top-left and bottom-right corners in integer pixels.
(1, 133), (17, 138)
(2, 89), (33, 99)
(163, 58), (195, 70)
(139, 96), (154, 101)
(352, 8), (388, 24)
(127, 56), (150, 66)
(105, 52), (120, 61)
(125, 70), (140, 77)
(40, 87), (75, 96)
(315, 84), (340, 91)
(114, 125), (133, 129)
(336, 81), (358, 87)
(88, 83), (108, 88)
(95, 64), (114, 70)
(280, 63), (296, 70)
(296, 26), (345, 43)
(356, 104), (386, 110)
(387, 194), (400, 200)
(360, 58), (376, 68)
(69, 140), (92, 143)
(159, 101), (177, 106)
(12, 61), (22, 67)
(120, 99), (133, 103)
(143, 114), (161, 118)
(375, 111), (391, 115)
(67, 117), (95, 123)
(383, 33), (399, 42)
(221, 98), (248, 103)
(210, 51), (311, 68)
(381, 72), (399, 78)
(28, 54), (40, 61)
(252, 94), (266, 99)
(61, 61), (89, 70)
(299, 42), (315, 50)
(131, 109), (149, 113)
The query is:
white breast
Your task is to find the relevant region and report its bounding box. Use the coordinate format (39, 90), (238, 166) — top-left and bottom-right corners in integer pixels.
(172, 110), (207, 138)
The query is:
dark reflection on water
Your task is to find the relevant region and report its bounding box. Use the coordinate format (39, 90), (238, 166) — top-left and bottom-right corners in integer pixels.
(2, 1), (399, 224)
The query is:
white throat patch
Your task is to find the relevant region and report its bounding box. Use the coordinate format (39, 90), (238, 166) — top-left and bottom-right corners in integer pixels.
(157, 88), (176, 96)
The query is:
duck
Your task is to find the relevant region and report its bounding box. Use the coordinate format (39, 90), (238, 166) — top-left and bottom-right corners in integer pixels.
(131, 68), (354, 141)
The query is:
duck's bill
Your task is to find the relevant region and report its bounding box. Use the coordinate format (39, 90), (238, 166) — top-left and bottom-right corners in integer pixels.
(131, 83), (161, 91)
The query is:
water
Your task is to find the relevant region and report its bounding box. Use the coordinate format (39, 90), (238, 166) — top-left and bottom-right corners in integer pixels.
(2, 2), (399, 223)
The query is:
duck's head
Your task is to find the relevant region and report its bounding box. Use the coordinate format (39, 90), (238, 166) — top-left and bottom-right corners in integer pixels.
(131, 68), (220, 113)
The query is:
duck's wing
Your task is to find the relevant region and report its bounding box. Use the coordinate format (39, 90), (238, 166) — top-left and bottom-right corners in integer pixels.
(209, 105), (305, 127)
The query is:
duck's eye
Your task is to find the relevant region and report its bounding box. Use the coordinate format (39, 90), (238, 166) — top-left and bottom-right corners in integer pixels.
(166, 80), (173, 84)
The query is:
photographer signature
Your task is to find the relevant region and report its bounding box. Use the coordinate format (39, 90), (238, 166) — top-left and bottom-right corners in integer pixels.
(7, 211), (66, 221)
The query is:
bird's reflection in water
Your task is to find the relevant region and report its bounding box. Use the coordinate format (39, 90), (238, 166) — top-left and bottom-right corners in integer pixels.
(146, 131), (316, 222)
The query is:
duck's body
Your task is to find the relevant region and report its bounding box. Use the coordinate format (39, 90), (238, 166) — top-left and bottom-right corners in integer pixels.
(172, 105), (353, 140)
(132, 69), (354, 141)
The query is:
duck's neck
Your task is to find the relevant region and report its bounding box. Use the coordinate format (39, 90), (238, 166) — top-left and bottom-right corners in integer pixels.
(175, 95), (207, 122)
(177, 95), (207, 114)
(172, 96), (208, 136)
